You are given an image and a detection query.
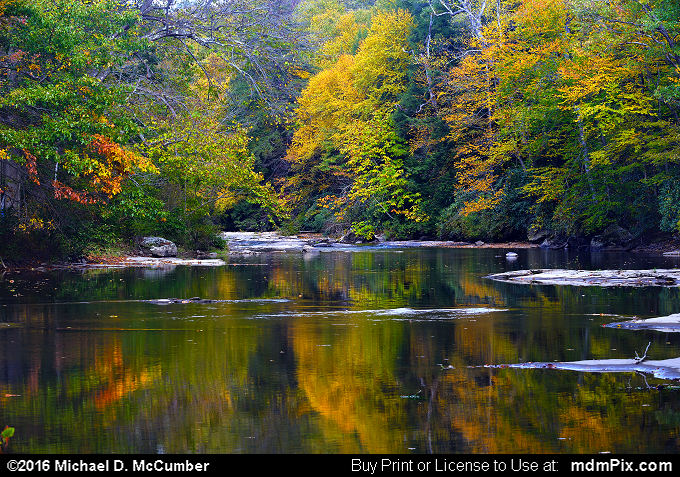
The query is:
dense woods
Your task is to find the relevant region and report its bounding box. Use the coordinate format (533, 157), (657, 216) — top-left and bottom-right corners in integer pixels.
(1, 0), (679, 260)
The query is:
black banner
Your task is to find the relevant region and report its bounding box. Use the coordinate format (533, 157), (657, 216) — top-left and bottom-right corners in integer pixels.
(0, 454), (678, 474)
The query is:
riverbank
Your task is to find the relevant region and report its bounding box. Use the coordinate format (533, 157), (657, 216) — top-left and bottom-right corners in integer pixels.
(629, 234), (680, 255)
(1, 230), (679, 272)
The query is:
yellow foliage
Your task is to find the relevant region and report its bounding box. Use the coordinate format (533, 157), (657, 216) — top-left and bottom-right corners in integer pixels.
(287, 10), (425, 225)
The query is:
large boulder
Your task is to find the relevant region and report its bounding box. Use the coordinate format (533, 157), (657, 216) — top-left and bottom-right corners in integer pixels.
(527, 228), (549, 244)
(339, 231), (357, 244)
(590, 225), (634, 251)
(140, 236), (178, 257)
(566, 236), (590, 249)
(539, 235), (568, 249)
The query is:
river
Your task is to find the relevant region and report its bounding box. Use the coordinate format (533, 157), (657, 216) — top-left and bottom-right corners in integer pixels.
(1, 247), (680, 453)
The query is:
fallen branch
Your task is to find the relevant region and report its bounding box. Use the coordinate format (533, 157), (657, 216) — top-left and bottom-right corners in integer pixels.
(635, 341), (652, 364)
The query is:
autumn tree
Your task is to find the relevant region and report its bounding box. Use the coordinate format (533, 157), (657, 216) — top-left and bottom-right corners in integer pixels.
(0, 0), (306, 257)
(0, 0), (159, 257)
(286, 8), (427, 238)
(431, 0), (680, 239)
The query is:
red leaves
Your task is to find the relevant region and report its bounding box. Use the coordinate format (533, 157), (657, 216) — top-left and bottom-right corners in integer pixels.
(21, 135), (152, 205)
(87, 134), (155, 197)
(22, 149), (39, 185)
(52, 180), (96, 204)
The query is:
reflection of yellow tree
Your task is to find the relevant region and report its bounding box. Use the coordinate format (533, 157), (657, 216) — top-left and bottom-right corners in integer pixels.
(424, 304), (679, 454)
(455, 272), (506, 308)
(453, 316), (518, 365)
(91, 340), (160, 410)
(291, 319), (407, 453)
(437, 371), (549, 453)
(554, 373), (679, 453)
(434, 367), (671, 453)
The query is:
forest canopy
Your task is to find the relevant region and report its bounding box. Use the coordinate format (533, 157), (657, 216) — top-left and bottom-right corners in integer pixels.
(1, 0), (679, 259)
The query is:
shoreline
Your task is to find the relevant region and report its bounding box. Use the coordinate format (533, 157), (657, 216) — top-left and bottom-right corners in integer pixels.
(1, 231), (679, 273)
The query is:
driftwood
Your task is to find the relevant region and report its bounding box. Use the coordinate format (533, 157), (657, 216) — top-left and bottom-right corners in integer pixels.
(635, 342), (652, 364)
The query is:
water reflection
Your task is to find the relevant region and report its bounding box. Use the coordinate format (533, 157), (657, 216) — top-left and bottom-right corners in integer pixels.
(1, 249), (680, 453)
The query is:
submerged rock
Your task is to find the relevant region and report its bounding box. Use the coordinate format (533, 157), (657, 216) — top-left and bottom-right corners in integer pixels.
(147, 297), (221, 305)
(145, 297), (289, 305)
(122, 256), (224, 267)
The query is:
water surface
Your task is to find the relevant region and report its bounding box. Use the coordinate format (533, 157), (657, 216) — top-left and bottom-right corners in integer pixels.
(1, 248), (680, 453)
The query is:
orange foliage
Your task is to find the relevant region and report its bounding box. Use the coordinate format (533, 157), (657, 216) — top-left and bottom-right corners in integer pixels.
(22, 149), (40, 185)
(52, 180), (97, 203)
(87, 134), (155, 197)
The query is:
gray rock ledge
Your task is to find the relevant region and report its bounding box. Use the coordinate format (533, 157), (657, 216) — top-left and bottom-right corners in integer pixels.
(486, 269), (680, 287)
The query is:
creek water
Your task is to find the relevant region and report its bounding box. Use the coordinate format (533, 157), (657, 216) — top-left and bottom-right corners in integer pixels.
(1, 247), (680, 453)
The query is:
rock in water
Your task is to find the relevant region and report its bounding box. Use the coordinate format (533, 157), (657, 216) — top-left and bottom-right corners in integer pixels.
(486, 268), (680, 287)
(140, 236), (178, 257)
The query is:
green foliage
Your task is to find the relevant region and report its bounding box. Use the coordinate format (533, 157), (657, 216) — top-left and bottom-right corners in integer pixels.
(181, 212), (224, 251)
(659, 181), (680, 233)
(0, 0), (153, 192)
(0, 0), (292, 258)
(351, 220), (375, 240)
(101, 185), (167, 238)
(436, 168), (531, 241)
(217, 200), (275, 232)
(298, 203), (334, 233)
